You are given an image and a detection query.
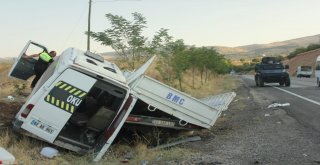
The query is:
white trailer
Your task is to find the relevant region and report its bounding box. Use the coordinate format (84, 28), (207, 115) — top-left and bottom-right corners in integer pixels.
(8, 41), (228, 162)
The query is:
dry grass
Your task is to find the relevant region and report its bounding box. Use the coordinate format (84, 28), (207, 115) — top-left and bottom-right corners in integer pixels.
(0, 129), (52, 165)
(0, 129), (190, 164)
(104, 143), (191, 164)
(146, 61), (238, 99)
(0, 64), (31, 97)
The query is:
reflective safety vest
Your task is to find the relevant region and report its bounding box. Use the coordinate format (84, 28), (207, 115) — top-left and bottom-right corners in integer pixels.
(39, 52), (53, 63)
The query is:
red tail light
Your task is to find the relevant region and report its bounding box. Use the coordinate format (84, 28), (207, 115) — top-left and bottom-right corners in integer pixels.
(21, 104), (34, 118)
(126, 116), (142, 122)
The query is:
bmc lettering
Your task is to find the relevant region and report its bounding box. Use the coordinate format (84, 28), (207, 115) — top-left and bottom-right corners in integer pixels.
(166, 92), (185, 105)
(67, 95), (82, 106)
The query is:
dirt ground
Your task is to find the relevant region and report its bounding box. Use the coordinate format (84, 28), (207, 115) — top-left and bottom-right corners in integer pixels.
(0, 100), (23, 129)
(1, 77), (320, 164)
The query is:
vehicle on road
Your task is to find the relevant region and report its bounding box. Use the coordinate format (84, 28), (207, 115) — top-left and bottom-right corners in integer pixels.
(296, 66), (312, 78)
(254, 57), (290, 87)
(316, 55), (320, 87)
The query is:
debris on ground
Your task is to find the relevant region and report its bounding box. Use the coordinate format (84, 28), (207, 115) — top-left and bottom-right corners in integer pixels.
(267, 102), (290, 108)
(152, 136), (201, 150)
(7, 95), (14, 101)
(40, 147), (59, 159)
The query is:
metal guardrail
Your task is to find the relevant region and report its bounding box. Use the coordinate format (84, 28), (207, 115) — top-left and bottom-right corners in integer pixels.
(200, 92), (237, 111)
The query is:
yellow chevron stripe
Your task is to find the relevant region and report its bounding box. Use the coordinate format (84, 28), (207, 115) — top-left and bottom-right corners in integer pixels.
(59, 83), (67, 89)
(65, 85), (72, 91)
(55, 81), (62, 87)
(70, 106), (75, 113)
(69, 88), (77, 94)
(56, 100), (60, 107)
(79, 92), (87, 98)
(66, 103), (69, 111)
(51, 96), (55, 104)
(46, 95), (50, 102)
(74, 90), (82, 96)
(61, 101), (65, 109)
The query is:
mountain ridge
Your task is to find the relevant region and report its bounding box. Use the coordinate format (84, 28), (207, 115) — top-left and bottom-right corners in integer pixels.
(214, 34), (320, 59)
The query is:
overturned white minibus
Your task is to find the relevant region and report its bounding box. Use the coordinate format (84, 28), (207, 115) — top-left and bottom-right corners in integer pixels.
(9, 41), (226, 162)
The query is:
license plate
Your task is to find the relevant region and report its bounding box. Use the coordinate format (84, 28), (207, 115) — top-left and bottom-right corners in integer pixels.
(30, 119), (55, 134)
(152, 120), (175, 127)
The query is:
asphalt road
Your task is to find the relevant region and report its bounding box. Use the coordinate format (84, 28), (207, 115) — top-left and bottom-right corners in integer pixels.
(242, 75), (320, 132)
(182, 75), (320, 164)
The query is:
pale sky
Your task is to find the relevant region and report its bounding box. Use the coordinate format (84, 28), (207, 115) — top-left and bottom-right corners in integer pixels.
(1, 0), (320, 57)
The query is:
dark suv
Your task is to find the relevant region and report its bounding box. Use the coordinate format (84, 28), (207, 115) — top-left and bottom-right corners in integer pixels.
(255, 57), (290, 87)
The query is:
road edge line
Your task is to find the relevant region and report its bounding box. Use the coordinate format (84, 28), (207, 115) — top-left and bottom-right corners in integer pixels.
(272, 86), (320, 106)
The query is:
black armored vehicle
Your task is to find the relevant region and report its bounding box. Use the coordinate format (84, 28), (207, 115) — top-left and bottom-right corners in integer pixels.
(255, 57), (290, 87)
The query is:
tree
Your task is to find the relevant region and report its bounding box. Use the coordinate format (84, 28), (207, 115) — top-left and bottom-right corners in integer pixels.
(172, 41), (188, 88)
(155, 39), (187, 85)
(188, 47), (199, 88)
(89, 12), (171, 70)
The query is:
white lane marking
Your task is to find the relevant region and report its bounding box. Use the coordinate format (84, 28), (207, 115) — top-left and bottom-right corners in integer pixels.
(272, 86), (320, 106)
(241, 75), (320, 106)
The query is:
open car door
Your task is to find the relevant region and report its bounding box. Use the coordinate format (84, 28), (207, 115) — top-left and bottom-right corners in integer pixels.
(21, 69), (97, 143)
(91, 56), (156, 162)
(8, 40), (48, 80)
(92, 95), (138, 162)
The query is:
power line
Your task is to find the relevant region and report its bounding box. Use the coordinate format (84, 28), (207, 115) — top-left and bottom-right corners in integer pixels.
(62, 5), (87, 50)
(87, 0), (141, 52)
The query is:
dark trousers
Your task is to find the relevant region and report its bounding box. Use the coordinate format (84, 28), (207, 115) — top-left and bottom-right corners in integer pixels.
(31, 65), (47, 88)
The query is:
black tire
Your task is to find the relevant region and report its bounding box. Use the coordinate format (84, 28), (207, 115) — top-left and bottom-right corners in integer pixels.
(317, 78), (320, 87)
(255, 77), (259, 87)
(258, 76), (264, 87)
(279, 82), (284, 86)
(285, 77), (290, 87)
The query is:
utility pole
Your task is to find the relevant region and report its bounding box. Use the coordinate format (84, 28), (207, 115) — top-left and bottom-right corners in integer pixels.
(87, 0), (92, 51)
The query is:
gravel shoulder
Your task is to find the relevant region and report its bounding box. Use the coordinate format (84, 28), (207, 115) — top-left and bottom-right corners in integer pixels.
(180, 77), (320, 165)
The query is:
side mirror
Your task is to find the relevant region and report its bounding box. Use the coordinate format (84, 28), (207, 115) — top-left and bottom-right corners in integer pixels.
(285, 65), (289, 69)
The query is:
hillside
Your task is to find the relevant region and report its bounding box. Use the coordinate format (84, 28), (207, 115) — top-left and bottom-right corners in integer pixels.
(215, 34), (320, 59)
(284, 48), (320, 77)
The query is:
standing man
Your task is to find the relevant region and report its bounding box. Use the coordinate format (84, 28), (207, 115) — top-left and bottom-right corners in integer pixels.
(24, 51), (57, 88)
